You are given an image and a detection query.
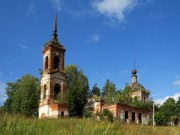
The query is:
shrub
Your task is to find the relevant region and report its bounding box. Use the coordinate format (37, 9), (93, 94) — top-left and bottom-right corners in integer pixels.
(103, 109), (113, 122)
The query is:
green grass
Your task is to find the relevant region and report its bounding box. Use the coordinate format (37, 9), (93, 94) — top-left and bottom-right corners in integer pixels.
(0, 114), (179, 135)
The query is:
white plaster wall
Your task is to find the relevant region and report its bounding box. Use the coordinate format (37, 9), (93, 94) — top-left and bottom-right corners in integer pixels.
(94, 102), (100, 109)
(50, 109), (58, 118)
(119, 110), (125, 119)
(41, 74), (50, 100)
(64, 111), (68, 116)
(41, 74), (50, 84)
(39, 105), (49, 118)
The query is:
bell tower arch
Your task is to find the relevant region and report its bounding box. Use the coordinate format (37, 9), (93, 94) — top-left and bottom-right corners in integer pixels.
(39, 16), (68, 118)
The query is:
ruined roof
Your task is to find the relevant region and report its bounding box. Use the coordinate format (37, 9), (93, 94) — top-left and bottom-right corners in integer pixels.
(130, 82), (150, 94)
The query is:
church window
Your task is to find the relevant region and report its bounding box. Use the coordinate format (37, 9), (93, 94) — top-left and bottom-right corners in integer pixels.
(43, 85), (46, 99)
(54, 56), (60, 70)
(45, 56), (48, 69)
(54, 83), (61, 99)
(143, 97), (146, 103)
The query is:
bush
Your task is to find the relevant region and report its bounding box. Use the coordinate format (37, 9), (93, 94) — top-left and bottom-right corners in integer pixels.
(155, 111), (169, 125)
(83, 109), (92, 118)
(0, 106), (4, 114)
(103, 109), (113, 122)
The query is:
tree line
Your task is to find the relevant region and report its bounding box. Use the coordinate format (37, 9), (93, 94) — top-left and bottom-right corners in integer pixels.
(155, 97), (180, 125)
(0, 64), (179, 125)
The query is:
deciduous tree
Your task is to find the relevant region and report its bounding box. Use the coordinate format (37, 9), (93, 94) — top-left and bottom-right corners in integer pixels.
(102, 79), (116, 104)
(65, 65), (89, 117)
(3, 74), (40, 116)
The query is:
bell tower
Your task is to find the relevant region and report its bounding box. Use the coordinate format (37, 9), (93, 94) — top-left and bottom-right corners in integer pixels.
(39, 16), (68, 118)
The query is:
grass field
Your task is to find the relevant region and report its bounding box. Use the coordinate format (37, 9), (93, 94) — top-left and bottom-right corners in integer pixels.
(0, 114), (179, 135)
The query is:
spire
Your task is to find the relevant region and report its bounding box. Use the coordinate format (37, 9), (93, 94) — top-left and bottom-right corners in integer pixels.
(51, 15), (58, 43)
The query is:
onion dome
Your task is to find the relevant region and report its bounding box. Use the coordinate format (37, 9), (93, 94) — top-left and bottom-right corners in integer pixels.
(132, 69), (137, 74)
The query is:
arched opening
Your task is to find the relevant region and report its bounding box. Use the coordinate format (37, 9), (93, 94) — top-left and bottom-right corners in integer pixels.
(175, 118), (179, 125)
(54, 83), (60, 99)
(143, 97), (146, 103)
(54, 56), (60, 70)
(61, 111), (64, 118)
(125, 111), (128, 122)
(41, 113), (46, 119)
(139, 113), (142, 123)
(43, 85), (46, 99)
(132, 112), (135, 122)
(45, 56), (48, 69)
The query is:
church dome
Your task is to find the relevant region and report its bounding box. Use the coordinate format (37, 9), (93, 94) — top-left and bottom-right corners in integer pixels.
(130, 82), (150, 94)
(131, 69), (137, 74)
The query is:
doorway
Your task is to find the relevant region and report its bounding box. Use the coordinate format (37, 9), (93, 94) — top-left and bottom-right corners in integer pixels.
(61, 111), (64, 118)
(132, 112), (135, 122)
(125, 111), (128, 122)
(139, 113), (142, 123)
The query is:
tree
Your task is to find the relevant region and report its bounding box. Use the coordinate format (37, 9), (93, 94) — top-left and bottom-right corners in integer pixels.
(175, 97), (180, 117)
(155, 111), (168, 126)
(3, 81), (20, 113)
(117, 85), (132, 104)
(114, 89), (122, 103)
(0, 106), (4, 114)
(102, 79), (116, 104)
(91, 83), (100, 96)
(3, 74), (40, 116)
(65, 65), (89, 117)
(155, 97), (176, 125)
(159, 97), (176, 121)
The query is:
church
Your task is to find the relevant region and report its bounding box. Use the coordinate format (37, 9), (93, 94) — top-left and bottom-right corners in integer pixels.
(39, 16), (68, 118)
(87, 69), (152, 124)
(38, 17), (152, 123)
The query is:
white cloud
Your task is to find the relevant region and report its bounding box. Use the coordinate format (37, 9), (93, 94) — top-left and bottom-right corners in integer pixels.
(175, 75), (179, 79)
(50, 0), (62, 11)
(89, 34), (101, 43)
(0, 82), (7, 106)
(173, 79), (180, 88)
(65, 8), (93, 18)
(155, 92), (180, 105)
(27, 0), (36, 15)
(121, 70), (128, 74)
(148, 12), (166, 20)
(92, 0), (138, 22)
(18, 43), (29, 49)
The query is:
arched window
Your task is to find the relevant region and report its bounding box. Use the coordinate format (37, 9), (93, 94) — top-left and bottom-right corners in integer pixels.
(54, 56), (60, 70)
(45, 56), (48, 69)
(143, 97), (146, 103)
(43, 85), (46, 99)
(54, 83), (61, 99)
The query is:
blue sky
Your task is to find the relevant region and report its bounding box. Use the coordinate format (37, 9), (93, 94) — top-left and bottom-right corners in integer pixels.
(0, 0), (180, 106)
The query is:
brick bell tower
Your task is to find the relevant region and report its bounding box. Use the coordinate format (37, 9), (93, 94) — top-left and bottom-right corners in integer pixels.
(39, 16), (68, 118)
